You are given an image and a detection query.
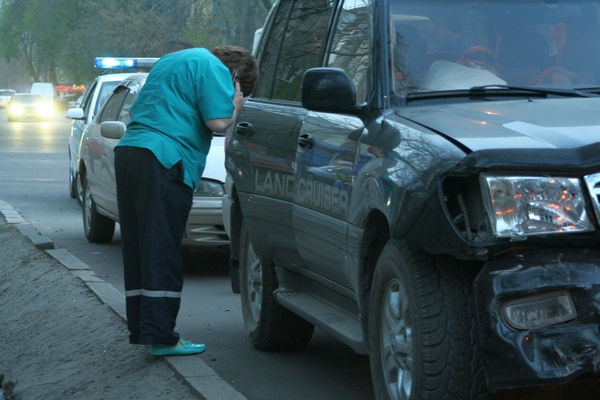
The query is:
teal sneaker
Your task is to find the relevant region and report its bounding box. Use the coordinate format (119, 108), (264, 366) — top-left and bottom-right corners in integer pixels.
(150, 338), (206, 356)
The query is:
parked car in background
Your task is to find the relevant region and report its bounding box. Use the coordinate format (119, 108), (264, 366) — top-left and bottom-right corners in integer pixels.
(78, 73), (229, 249)
(64, 58), (159, 203)
(68, 95), (84, 109)
(0, 89), (16, 108)
(30, 82), (56, 102)
(6, 94), (54, 122)
(224, 0), (600, 398)
(65, 72), (135, 202)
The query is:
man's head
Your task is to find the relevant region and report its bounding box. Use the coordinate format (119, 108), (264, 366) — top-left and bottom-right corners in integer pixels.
(210, 45), (259, 97)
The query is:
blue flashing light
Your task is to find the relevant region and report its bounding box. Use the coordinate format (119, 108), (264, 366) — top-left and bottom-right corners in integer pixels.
(94, 57), (158, 69)
(94, 58), (137, 69)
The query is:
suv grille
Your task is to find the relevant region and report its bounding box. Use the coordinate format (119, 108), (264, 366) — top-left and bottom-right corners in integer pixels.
(584, 172), (600, 225)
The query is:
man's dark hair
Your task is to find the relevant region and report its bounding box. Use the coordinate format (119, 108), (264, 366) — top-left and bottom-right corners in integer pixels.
(210, 45), (259, 96)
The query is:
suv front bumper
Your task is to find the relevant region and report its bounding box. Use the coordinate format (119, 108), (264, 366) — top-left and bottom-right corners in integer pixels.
(474, 248), (600, 391)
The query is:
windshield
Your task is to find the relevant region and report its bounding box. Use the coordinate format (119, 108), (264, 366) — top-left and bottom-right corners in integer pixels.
(390, 0), (600, 97)
(12, 94), (45, 104)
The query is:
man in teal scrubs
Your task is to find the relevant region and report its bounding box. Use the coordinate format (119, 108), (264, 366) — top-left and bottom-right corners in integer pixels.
(114, 46), (258, 356)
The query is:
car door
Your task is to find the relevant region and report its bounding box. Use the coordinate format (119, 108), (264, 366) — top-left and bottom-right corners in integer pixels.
(293, 0), (371, 290)
(72, 79), (97, 146)
(233, 0), (336, 267)
(87, 80), (141, 218)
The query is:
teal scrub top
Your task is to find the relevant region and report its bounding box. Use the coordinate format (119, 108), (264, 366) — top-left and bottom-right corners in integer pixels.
(116, 48), (235, 189)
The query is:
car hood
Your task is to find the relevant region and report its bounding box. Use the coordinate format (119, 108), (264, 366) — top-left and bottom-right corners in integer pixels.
(203, 136), (226, 182)
(397, 97), (600, 151)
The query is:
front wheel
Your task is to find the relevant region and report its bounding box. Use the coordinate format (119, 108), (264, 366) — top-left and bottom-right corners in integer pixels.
(68, 154), (77, 199)
(368, 240), (487, 400)
(239, 220), (314, 350)
(82, 175), (115, 243)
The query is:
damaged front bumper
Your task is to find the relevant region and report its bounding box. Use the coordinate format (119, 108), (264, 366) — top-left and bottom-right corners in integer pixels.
(474, 248), (600, 392)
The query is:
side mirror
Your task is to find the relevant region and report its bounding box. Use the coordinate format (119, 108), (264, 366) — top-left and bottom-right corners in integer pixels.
(302, 68), (357, 113)
(100, 121), (126, 139)
(64, 107), (85, 120)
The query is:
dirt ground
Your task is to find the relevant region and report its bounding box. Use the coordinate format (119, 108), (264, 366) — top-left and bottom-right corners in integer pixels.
(0, 225), (199, 400)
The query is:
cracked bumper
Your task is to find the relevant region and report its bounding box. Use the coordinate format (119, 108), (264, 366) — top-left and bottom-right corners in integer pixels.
(474, 248), (600, 391)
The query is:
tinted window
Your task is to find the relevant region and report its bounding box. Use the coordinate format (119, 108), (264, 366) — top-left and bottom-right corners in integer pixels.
(252, 0), (291, 99)
(255, 0), (335, 101)
(98, 86), (128, 123)
(95, 81), (120, 116)
(327, 0), (370, 104)
(118, 81), (142, 126)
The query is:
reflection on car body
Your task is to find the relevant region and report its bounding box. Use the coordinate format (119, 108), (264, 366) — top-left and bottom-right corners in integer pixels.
(78, 73), (229, 249)
(224, 0), (600, 398)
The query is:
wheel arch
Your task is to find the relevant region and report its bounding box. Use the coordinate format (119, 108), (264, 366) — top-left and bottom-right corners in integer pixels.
(228, 184), (244, 293)
(358, 208), (390, 349)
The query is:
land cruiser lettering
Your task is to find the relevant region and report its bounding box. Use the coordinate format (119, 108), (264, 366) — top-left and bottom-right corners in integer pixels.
(254, 169), (295, 198)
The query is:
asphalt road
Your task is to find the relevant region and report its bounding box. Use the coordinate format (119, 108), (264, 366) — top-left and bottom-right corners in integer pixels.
(1, 108), (599, 399)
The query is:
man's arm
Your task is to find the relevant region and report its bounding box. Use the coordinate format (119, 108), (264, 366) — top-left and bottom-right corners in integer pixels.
(205, 81), (244, 133)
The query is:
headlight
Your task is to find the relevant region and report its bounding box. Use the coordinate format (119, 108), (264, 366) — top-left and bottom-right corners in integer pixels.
(10, 105), (23, 115)
(37, 103), (54, 116)
(481, 174), (592, 238)
(194, 179), (225, 197)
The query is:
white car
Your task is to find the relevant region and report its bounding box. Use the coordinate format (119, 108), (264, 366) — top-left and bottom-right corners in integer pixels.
(78, 73), (229, 248)
(65, 73), (134, 202)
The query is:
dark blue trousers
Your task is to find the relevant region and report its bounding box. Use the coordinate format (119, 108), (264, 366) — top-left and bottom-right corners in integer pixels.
(114, 146), (193, 345)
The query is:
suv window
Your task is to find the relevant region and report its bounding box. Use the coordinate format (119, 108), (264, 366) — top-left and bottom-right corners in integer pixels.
(254, 0), (335, 101)
(327, 0), (370, 103)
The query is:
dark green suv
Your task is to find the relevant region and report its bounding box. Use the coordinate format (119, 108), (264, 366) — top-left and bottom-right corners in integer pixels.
(224, 0), (600, 398)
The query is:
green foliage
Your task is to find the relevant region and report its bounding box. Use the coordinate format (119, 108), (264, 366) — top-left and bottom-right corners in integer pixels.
(0, 0), (272, 88)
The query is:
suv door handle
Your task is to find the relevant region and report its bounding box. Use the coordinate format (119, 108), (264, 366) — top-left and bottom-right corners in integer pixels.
(298, 133), (315, 149)
(236, 122), (254, 136)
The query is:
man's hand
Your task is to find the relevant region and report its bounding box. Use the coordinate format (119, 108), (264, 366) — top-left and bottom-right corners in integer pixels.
(205, 81), (244, 133)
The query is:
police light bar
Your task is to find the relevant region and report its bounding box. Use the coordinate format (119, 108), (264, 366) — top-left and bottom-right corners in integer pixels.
(94, 57), (158, 69)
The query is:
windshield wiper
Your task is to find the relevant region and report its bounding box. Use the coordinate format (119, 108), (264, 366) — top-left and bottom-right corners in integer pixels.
(400, 84), (599, 105)
(469, 84), (599, 98)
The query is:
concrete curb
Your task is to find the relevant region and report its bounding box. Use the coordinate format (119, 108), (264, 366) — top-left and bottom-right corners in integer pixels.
(0, 200), (246, 400)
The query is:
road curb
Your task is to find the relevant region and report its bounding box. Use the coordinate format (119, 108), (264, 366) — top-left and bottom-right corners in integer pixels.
(0, 199), (247, 400)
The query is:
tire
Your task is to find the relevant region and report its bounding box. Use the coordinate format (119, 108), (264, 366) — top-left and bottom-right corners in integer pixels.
(68, 155), (77, 199)
(368, 240), (487, 400)
(75, 172), (84, 207)
(82, 175), (115, 243)
(239, 220), (314, 350)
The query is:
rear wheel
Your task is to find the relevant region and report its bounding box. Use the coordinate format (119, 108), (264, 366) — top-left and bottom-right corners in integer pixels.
(239, 220), (314, 350)
(82, 175), (115, 243)
(369, 240), (487, 400)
